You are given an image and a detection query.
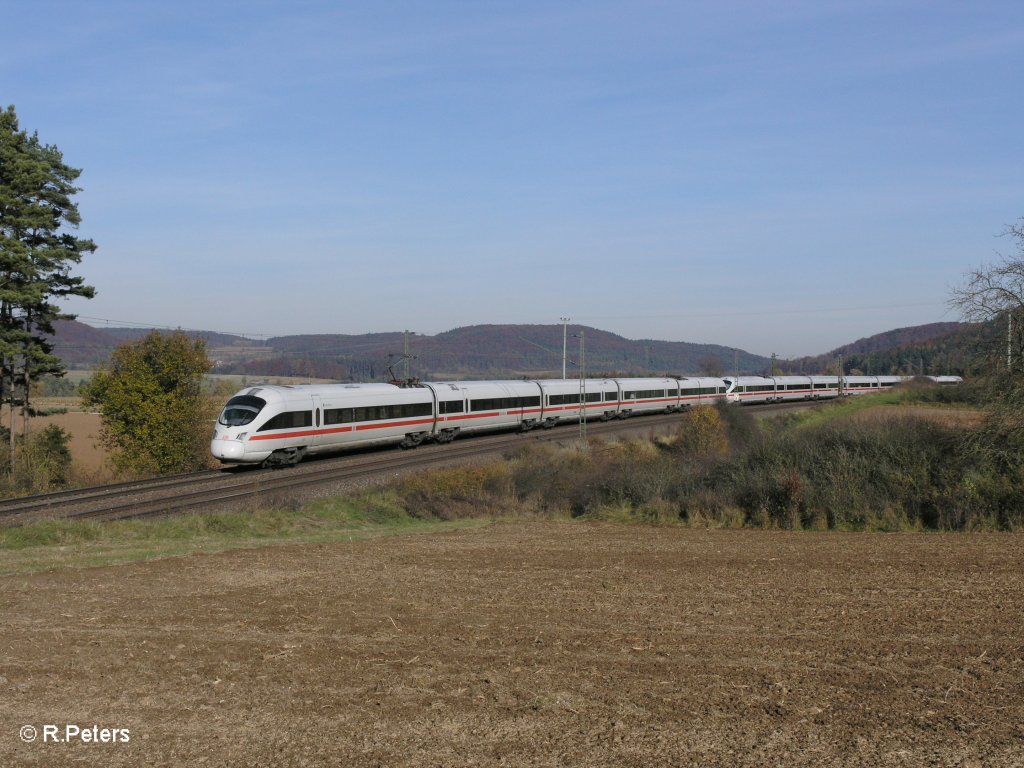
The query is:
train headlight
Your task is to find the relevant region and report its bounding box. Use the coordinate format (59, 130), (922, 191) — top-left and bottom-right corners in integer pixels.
(237, 432), (248, 442)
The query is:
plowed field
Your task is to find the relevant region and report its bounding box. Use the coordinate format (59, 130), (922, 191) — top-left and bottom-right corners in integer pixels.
(2, 523), (1022, 767)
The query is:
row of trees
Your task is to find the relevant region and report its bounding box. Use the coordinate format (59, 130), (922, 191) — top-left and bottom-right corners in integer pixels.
(0, 105), (95, 474)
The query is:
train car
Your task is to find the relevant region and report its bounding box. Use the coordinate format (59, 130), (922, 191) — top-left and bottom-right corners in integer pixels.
(425, 379), (544, 438)
(537, 378), (621, 425)
(723, 376), (778, 404)
(678, 377), (731, 406)
(842, 375), (880, 395)
(212, 382), (437, 466)
(618, 377), (683, 416)
(809, 375), (840, 399)
(769, 375), (815, 401)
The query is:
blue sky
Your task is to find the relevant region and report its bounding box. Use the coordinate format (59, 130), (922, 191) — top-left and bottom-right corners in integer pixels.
(4, 0), (1023, 356)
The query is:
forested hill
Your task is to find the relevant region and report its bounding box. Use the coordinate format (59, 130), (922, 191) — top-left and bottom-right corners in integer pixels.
(788, 321), (986, 376)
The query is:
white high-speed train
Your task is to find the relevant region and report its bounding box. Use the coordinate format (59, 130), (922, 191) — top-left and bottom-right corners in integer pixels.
(211, 374), (963, 466)
(722, 374), (962, 404)
(211, 376), (729, 466)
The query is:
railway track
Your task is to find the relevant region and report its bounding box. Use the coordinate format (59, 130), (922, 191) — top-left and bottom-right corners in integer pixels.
(0, 400), (822, 528)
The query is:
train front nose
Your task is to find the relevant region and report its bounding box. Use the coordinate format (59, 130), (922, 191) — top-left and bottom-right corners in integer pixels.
(211, 432), (245, 462)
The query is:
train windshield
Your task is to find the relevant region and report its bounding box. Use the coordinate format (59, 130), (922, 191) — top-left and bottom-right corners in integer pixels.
(218, 395), (266, 427)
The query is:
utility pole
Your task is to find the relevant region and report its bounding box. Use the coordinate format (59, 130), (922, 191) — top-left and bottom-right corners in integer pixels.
(560, 317), (570, 379)
(404, 330), (411, 380)
(575, 330), (586, 444)
(838, 354), (844, 396)
(770, 352), (777, 377)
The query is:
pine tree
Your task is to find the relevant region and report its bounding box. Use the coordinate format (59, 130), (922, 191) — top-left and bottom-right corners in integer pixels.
(0, 105), (96, 468)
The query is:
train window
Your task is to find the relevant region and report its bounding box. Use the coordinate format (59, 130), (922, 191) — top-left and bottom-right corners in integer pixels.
(624, 389), (663, 399)
(346, 402), (433, 422)
(400, 403), (433, 418)
(218, 395), (266, 427)
(439, 400), (464, 414)
(585, 392), (601, 403)
(548, 393), (579, 406)
(324, 408), (353, 425)
(257, 410), (313, 431)
(604, 391), (617, 401)
(471, 396), (541, 411)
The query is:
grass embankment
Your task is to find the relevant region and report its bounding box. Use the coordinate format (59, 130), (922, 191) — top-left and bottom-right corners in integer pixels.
(1, 388), (1017, 575)
(0, 495), (487, 575)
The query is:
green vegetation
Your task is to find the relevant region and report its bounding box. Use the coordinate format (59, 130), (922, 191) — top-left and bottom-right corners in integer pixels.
(0, 492), (484, 574)
(0, 423), (74, 495)
(82, 330), (214, 475)
(383, 395), (1021, 532)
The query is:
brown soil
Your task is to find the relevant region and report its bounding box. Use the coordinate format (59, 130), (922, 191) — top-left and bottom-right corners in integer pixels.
(1, 523), (1022, 767)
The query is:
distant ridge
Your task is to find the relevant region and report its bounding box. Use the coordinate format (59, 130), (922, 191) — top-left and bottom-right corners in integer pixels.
(253, 324), (768, 379)
(50, 319), (983, 379)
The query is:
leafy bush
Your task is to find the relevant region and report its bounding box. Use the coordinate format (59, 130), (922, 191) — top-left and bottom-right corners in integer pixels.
(380, 397), (1023, 532)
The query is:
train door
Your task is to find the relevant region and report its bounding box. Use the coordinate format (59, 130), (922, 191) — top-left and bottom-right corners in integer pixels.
(311, 395), (325, 448)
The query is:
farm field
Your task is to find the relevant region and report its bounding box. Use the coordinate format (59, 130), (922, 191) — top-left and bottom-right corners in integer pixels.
(1, 523), (1021, 766)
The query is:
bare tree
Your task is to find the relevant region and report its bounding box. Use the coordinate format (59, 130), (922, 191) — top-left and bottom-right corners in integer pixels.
(949, 219), (1024, 469)
(949, 219), (1024, 370)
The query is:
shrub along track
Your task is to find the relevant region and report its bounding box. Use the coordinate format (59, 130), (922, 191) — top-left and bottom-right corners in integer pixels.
(0, 400), (821, 527)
